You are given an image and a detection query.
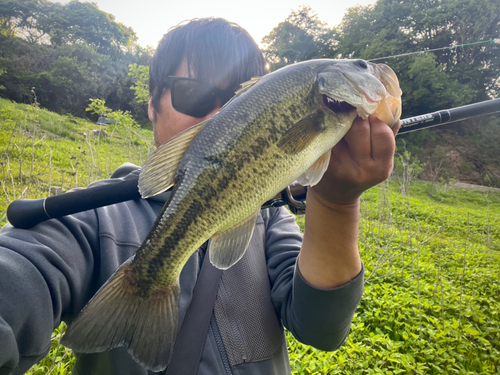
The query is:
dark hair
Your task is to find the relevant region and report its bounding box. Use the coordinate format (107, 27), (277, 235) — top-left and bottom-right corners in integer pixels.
(149, 18), (267, 113)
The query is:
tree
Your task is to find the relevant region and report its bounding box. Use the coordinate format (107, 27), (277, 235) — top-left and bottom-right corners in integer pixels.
(0, 0), (52, 43)
(0, 0), (136, 54)
(0, 68), (5, 90)
(261, 6), (335, 70)
(128, 63), (149, 104)
(0, 0), (152, 122)
(37, 55), (100, 114)
(46, 0), (136, 56)
(335, 0), (500, 114)
(0, 34), (47, 103)
(402, 53), (476, 116)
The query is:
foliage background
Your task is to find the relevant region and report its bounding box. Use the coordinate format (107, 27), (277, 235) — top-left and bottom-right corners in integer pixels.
(0, 0), (152, 124)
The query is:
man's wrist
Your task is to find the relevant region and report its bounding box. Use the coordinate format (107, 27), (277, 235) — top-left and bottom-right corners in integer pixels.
(299, 187), (362, 288)
(306, 187), (361, 213)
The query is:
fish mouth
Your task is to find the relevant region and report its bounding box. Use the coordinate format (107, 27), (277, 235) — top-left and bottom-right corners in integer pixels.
(323, 95), (357, 114)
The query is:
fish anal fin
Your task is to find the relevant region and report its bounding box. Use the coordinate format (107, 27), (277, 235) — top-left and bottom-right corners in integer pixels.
(139, 120), (208, 198)
(209, 210), (259, 270)
(277, 112), (325, 154)
(61, 258), (180, 372)
(296, 151), (331, 187)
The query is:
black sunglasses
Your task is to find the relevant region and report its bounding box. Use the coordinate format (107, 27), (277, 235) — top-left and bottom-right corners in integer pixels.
(165, 76), (235, 118)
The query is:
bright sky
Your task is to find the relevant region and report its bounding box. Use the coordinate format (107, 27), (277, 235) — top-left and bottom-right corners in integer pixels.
(48, 0), (376, 48)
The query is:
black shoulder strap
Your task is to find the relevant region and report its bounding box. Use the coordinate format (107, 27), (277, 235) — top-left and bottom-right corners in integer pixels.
(165, 248), (223, 375)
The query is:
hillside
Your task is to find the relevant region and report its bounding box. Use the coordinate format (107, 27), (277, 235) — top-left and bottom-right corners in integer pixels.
(397, 112), (500, 188)
(0, 97), (154, 224)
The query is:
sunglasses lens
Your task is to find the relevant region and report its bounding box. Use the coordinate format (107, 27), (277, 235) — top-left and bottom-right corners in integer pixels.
(172, 79), (216, 117)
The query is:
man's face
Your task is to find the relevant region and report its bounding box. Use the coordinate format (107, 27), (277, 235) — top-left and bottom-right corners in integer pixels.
(149, 59), (225, 147)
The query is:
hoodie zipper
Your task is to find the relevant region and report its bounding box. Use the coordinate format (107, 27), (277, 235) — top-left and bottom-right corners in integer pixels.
(210, 316), (233, 375)
(199, 245), (232, 375)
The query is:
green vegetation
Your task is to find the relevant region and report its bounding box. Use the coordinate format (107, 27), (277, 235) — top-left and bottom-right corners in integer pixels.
(0, 97), (154, 224)
(261, 2), (500, 187)
(0, 98), (498, 374)
(262, 1), (500, 116)
(292, 180), (500, 374)
(0, 0), (152, 122)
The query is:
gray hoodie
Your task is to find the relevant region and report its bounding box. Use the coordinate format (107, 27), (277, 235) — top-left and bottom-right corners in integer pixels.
(0, 165), (364, 375)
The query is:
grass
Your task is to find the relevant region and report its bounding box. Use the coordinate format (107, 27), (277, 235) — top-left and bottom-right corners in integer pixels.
(292, 180), (500, 374)
(0, 98), (154, 224)
(0, 98), (498, 374)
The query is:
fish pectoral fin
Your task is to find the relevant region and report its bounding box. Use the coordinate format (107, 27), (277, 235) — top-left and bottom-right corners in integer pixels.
(139, 120), (208, 198)
(277, 112), (325, 154)
(209, 210), (260, 270)
(61, 257), (180, 372)
(297, 150), (331, 187)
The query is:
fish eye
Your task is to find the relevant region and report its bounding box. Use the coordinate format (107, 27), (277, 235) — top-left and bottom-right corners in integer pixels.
(355, 60), (368, 69)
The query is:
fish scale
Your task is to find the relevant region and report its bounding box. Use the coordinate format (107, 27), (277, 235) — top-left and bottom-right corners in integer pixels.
(61, 58), (402, 372)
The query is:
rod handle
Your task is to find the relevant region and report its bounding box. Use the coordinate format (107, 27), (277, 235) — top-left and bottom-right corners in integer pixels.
(7, 170), (141, 229)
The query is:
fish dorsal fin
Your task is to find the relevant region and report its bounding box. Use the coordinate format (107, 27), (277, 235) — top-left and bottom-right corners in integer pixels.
(296, 151), (331, 187)
(277, 112), (325, 154)
(216, 77), (262, 113)
(234, 76), (261, 95)
(209, 209), (260, 270)
(139, 120), (207, 198)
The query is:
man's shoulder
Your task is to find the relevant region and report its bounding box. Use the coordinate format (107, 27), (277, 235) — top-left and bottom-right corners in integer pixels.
(110, 163), (140, 179)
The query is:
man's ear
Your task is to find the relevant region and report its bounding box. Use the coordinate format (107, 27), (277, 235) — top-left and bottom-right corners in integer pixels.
(148, 98), (156, 122)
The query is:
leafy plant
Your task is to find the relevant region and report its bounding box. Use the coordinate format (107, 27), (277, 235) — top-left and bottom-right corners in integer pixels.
(128, 63), (150, 104)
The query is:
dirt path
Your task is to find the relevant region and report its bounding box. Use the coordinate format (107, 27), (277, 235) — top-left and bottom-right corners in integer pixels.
(451, 182), (500, 193)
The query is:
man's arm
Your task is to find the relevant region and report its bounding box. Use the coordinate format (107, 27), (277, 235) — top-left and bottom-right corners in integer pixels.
(299, 115), (400, 288)
(0, 212), (101, 375)
(265, 115), (399, 351)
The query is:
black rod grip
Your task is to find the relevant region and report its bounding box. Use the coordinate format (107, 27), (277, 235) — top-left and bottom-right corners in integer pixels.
(7, 171), (141, 229)
(6, 198), (49, 230)
(398, 98), (500, 134)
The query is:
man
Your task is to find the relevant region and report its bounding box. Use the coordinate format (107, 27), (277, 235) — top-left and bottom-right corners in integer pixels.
(0, 18), (400, 375)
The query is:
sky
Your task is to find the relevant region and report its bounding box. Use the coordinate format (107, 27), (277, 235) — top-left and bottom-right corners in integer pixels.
(48, 0), (376, 48)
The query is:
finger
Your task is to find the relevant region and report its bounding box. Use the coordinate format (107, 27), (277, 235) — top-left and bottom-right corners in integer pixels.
(369, 115), (396, 163)
(343, 116), (372, 162)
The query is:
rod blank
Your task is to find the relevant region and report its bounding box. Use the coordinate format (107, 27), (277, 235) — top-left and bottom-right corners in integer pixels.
(398, 98), (500, 134)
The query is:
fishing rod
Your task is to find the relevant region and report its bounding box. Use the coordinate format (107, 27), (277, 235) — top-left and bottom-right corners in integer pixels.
(397, 97), (500, 134)
(6, 98), (500, 229)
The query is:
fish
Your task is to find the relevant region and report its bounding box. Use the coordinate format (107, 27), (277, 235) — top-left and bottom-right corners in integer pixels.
(61, 59), (402, 371)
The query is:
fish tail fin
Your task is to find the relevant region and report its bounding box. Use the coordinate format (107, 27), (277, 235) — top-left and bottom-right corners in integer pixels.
(61, 259), (180, 372)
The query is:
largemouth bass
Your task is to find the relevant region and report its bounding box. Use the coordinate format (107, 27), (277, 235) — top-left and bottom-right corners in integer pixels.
(62, 59), (402, 371)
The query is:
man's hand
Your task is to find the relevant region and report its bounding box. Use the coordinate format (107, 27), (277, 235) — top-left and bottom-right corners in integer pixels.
(310, 114), (401, 207)
(298, 115), (400, 289)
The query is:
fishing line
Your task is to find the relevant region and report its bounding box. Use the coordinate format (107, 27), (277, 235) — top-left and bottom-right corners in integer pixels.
(367, 38), (500, 62)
